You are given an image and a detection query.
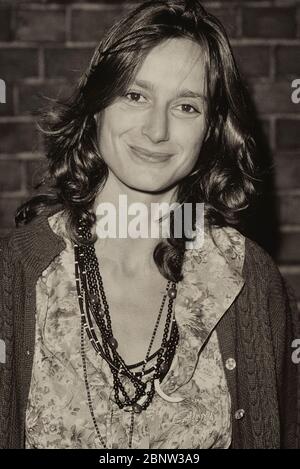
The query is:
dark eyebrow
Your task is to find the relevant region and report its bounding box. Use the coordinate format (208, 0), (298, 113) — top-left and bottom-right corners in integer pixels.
(132, 79), (207, 101)
(133, 79), (154, 91)
(176, 89), (207, 101)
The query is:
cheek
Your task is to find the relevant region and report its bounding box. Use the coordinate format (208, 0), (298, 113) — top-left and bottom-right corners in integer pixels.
(177, 124), (206, 160)
(103, 104), (141, 135)
(98, 105), (129, 143)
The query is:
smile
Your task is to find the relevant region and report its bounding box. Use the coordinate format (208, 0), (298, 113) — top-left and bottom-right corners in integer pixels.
(129, 145), (173, 163)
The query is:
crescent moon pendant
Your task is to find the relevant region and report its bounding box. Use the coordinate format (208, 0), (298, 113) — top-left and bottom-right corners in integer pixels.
(154, 379), (184, 403)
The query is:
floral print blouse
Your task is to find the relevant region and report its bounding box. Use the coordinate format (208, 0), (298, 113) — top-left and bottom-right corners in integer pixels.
(25, 211), (245, 449)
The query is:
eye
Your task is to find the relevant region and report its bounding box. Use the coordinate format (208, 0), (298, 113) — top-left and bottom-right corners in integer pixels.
(177, 104), (200, 114)
(125, 92), (147, 103)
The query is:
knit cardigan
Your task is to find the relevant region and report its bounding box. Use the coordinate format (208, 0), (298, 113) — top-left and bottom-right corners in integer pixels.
(0, 207), (299, 449)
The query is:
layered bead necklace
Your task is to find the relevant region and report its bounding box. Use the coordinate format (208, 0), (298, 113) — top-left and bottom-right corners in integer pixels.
(74, 221), (180, 448)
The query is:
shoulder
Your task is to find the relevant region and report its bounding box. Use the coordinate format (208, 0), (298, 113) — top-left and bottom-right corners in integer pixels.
(242, 236), (299, 336)
(1, 204), (65, 263)
(243, 236), (284, 289)
(244, 236), (278, 269)
(0, 206), (67, 306)
(242, 236), (294, 310)
(0, 233), (19, 272)
(206, 225), (281, 286)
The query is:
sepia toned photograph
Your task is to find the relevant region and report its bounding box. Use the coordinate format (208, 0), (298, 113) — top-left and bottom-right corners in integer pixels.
(0, 0), (300, 452)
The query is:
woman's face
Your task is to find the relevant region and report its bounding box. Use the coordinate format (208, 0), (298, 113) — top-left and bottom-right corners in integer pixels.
(97, 37), (209, 193)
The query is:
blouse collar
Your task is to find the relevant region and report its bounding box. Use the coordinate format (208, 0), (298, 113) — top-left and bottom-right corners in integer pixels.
(160, 220), (245, 395)
(47, 209), (246, 396)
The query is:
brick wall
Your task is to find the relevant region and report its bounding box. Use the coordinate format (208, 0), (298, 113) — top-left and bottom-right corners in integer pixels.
(0, 0), (299, 307)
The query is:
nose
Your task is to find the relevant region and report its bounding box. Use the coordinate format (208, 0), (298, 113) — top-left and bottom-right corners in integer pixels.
(141, 104), (169, 143)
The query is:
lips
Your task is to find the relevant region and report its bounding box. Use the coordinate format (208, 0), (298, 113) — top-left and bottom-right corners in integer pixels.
(129, 145), (173, 162)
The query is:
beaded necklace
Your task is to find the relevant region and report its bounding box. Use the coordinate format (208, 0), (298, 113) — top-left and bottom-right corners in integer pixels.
(74, 222), (179, 448)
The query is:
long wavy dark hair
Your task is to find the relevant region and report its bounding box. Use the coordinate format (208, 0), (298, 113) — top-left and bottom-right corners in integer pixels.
(16, 0), (260, 282)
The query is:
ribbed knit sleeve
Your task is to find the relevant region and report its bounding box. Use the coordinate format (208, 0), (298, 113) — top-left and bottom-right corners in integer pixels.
(245, 239), (300, 448)
(268, 260), (300, 449)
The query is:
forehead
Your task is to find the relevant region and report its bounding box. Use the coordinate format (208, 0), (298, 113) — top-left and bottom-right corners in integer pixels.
(133, 38), (207, 95)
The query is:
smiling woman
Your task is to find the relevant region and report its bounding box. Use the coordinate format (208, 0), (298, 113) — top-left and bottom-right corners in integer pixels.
(0, 0), (299, 450)
(97, 38), (209, 193)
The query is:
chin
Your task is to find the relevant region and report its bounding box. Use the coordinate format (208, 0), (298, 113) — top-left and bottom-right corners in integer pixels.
(120, 176), (172, 194)
(128, 181), (171, 193)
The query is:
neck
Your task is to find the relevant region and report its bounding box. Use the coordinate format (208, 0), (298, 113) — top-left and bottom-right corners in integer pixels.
(93, 171), (178, 275)
(95, 169), (178, 207)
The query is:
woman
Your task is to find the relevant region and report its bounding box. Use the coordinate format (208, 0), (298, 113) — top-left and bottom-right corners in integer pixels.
(0, 0), (299, 449)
